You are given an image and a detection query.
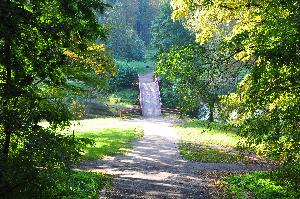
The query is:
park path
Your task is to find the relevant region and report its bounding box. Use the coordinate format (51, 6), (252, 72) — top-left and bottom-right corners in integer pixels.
(81, 117), (270, 199)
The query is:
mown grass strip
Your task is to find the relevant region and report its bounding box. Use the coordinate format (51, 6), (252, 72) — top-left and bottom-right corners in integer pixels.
(177, 119), (244, 163)
(179, 143), (241, 163)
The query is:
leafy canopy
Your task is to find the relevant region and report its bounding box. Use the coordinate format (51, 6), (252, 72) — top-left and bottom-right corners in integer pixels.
(0, 0), (115, 197)
(170, 0), (300, 171)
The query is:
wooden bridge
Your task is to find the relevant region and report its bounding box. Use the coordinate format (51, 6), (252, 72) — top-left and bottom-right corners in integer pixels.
(119, 72), (180, 118)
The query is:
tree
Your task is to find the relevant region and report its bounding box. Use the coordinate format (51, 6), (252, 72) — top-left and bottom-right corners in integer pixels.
(151, 1), (194, 52)
(171, 0), (300, 183)
(0, 0), (115, 196)
(156, 43), (242, 120)
(151, 1), (195, 110)
(102, 0), (163, 60)
(103, 1), (146, 60)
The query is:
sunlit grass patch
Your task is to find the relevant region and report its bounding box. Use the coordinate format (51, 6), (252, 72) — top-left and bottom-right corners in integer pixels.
(221, 171), (299, 199)
(177, 119), (240, 148)
(180, 143), (241, 163)
(177, 119), (248, 163)
(77, 128), (143, 160)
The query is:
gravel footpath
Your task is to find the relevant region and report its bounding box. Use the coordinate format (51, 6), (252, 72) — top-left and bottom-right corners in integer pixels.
(81, 118), (271, 199)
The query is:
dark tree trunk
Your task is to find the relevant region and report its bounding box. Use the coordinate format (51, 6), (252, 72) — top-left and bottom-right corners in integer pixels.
(208, 98), (216, 122)
(209, 107), (214, 122)
(2, 127), (11, 162)
(1, 36), (13, 162)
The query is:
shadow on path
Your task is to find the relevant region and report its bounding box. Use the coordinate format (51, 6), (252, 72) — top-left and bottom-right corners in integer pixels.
(81, 117), (272, 199)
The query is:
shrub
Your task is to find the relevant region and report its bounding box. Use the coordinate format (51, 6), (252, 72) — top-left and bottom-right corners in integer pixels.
(159, 77), (180, 109)
(109, 62), (138, 90)
(108, 89), (139, 107)
(223, 171), (300, 199)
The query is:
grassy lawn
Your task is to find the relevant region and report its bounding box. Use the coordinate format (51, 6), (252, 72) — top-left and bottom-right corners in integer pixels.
(176, 119), (249, 163)
(36, 118), (142, 198)
(77, 127), (144, 160)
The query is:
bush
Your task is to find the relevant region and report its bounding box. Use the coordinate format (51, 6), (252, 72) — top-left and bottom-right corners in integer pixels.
(108, 89), (139, 107)
(109, 62), (138, 90)
(159, 77), (180, 109)
(3, 169), (111, 199)
(223, 171), (300, 199)
(41, 170), (111, 199)
(0, 128), (95, 198)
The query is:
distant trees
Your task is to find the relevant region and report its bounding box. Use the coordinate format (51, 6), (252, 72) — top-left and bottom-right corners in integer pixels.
(152, 2), (240, 118)
(103, 0), (162, 60)
(151, 2), (194, 52)
(0, 0), (115, 197)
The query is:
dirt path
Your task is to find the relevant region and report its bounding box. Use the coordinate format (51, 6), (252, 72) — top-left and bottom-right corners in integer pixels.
(81, 118), (270, 198)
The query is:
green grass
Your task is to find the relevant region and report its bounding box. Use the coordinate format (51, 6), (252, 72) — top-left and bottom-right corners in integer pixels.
(41, 170), (111, 199)
(178, 120), (240, 147)
(180, 143), (242, 163)
(77, 128), (144, 160)
(177, 119), (245, 163)
(222, 171), (299, 199)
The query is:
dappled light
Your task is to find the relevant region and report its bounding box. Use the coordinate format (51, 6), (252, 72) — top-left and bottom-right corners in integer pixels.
(81, 118), (271, 198)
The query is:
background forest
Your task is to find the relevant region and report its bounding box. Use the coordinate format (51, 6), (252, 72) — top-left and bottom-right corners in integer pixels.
(0, 0), (299, 198)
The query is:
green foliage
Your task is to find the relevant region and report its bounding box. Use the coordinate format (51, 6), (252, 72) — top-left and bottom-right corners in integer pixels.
(157, 44), (240, 119)
(109, 61), (138, 90)
(223, 171), (300, 199)
(5, 169), (111, 199)
(159, 77), (180, 109)
(151, 1), (195, 52)
(103, 0), (162, 60)
(171, 0), (300, 173)
(128, 60), (154, 74)
(107, 25), (146, 60)
(76, 128), (144, 160)
(151, 1), (195, 110)
(42, 170), (111, 199)
(0, 129), (95, 197)
(115, 59), (153, 75)
(107, 89), (139, 107)
(0, 0), (115, 196)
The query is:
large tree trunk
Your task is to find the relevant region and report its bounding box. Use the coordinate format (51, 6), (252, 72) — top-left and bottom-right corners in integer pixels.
(2, 127), (11, 162)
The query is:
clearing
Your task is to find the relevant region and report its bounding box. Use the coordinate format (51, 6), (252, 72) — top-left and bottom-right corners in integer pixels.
(80, 117), (271, 198)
